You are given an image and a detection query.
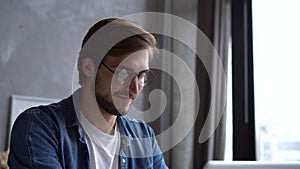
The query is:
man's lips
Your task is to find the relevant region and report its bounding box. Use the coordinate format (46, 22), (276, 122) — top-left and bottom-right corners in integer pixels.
(117, 94), (130, 100)
(114, 92), (137, 101)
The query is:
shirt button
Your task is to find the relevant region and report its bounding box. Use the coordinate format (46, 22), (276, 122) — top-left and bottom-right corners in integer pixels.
(122, 159), (126, 163)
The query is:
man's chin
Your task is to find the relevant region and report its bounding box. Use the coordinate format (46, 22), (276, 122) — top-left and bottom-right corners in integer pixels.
(102, 102), (131, 116)
(95, 94), (132, 116)
(115, 106), (131, 116)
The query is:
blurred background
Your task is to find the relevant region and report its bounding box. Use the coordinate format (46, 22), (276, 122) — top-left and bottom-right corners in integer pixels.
(1, 0), (300, 169)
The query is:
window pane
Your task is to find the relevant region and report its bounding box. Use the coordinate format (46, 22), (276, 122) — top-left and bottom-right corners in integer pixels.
(253, 0), (300, 161)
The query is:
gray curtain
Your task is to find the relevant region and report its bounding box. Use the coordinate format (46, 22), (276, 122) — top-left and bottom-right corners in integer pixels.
(193, 0), (231, 168)
(141, 0), (231, 168)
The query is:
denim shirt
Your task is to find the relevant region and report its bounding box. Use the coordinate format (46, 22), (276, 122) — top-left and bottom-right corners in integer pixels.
(8, 93), (168, 169)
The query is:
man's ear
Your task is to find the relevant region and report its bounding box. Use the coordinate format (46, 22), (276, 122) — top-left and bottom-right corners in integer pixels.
(82, 58), (96, 79)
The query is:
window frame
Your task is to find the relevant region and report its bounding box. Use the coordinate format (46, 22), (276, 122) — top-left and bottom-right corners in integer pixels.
(231, 0), (256, 160)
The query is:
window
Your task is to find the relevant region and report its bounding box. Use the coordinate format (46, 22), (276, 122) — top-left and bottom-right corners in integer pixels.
(253, 0), (300, 161)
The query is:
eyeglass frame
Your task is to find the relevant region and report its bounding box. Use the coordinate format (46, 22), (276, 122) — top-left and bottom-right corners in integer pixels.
(100, 62), (156, 87)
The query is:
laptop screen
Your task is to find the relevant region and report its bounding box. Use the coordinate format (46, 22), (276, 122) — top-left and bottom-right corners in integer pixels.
(203, 161), (300, 169)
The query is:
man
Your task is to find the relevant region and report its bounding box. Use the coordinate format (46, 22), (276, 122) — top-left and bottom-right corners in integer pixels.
(8, 18), (168, 169)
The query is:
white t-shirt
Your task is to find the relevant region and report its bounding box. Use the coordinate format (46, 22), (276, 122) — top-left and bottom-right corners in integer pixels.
(76, 111), (121, 169)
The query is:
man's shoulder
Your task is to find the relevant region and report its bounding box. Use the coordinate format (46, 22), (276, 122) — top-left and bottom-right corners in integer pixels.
(14, 96), (73, 127)
(118, 116), (155, 137)
(119, 115), (150, 128)
(22, 96), (70, 116)
(120, 115), (145, 123)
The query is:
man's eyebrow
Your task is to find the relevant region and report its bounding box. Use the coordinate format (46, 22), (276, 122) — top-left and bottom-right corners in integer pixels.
(114, 64), (150, 73)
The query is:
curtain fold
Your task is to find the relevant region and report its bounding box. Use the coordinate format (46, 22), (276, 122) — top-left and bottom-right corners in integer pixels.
(147, 0), (231, 168)
(194, 0), (231, 168)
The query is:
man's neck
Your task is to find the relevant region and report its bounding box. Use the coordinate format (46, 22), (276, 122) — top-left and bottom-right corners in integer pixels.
(79, 86), (117, 135)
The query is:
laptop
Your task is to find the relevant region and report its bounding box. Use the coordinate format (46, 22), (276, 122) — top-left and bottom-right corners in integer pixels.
(203, 160), (300, 169)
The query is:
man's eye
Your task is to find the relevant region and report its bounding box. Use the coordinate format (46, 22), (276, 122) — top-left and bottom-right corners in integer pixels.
(138, 72), (146, 79)
(116, 69), (129, 82)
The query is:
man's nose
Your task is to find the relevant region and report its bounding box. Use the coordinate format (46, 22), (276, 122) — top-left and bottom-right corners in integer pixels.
(129, 76), (142, 94)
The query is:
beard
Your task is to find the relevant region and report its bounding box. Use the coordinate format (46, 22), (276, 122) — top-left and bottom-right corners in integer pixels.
(94, 68), (133, 116)
(95, 93), (124, 116)
(95, 90), (133, 116)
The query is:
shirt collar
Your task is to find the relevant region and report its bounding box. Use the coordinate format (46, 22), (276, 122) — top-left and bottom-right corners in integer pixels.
(66, 88), (82, 128)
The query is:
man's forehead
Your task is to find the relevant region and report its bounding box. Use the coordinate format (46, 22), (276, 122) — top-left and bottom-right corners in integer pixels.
(104, 49), (149, 66)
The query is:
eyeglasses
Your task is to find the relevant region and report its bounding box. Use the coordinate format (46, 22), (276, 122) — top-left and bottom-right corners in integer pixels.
(101, 62), (156, 86)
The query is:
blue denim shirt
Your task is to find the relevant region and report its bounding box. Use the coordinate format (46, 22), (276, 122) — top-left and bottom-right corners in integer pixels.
(8, 93), (168, 169)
